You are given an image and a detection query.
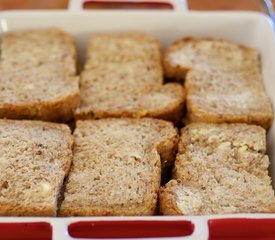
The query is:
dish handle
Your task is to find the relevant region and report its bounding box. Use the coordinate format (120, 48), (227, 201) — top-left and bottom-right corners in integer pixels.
(68, 0), (189, 11)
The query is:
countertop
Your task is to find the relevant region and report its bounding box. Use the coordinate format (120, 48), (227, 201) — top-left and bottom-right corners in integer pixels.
(0, 0), (274, 12)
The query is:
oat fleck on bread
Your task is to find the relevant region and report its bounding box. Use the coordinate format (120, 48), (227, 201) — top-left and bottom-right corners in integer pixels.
(0, 28), (79, 122)
(60, 118), (178, 216)
(164, 38), (273, 128)
(159, 123), (275, 215)
(75, 33), (185, 123)
(0, 119), (73, 216)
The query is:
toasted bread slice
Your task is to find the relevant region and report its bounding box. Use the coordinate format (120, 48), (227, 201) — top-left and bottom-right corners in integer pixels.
(160, 178), (275, 215)
(84, 33), (162, 68)
(1, 28), (77, 75)
(0, 67), (79, 122)
(75, 33), (185, 124)
(159, 123), (275, 215)
(164, 38), (273, 128)
(185, 70), (273, 129)
(164, 38), (260, 79)
(0, 119), (73, 216)
(60, 118), (178, 216)
(0, 28), (79, 122)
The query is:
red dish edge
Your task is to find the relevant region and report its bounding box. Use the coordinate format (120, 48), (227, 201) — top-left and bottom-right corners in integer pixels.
(83, 1), (174, 10)
(68, 220), (194, 238)
(208, 218), (275, 240)
(0, 222), (52, 240)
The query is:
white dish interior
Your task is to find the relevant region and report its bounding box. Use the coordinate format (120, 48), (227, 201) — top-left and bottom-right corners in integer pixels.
(1, 10), (275, 240)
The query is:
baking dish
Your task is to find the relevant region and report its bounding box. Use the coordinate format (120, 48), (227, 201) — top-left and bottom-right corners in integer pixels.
(1, 3), (275, 239)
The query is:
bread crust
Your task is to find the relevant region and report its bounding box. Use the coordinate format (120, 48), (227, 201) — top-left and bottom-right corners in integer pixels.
(186, 102), (273, 129)
(0, 89), (79, 123)
(76, 83), (185, 124)
(0, 204), (56, 217)
(159, 180), (183, 215)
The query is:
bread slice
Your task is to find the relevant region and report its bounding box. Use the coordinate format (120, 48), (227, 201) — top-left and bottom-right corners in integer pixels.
(0, 67), (79, 122)
(160, 178), (275, 215)
(164, 37), (273, 128)
(84, 33), (162, 68)
(185, 70), (273, 129)
(1, 28), (77, 75)
(164, 38), (260, 79)
(0, 119), (73, 216)
(60, 118), (178, 216)
(159, 123), (275, 215)
(0, 28), (79, 122)
(75, 33), (185, 124)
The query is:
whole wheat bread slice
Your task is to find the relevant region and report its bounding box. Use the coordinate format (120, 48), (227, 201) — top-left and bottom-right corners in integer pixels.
(1, 28), (77, 75)
(159, 123), (275, 215)
(60, 118), (178, 216)
(0, 119), (73, 216)
(185, 70), (273, 129)
(75, 33), (185, 124)
(84, 33), (162, 68)
(164, 38), (260, 79)
(0, 28), (79, 122)
(164, 38), (273, 128)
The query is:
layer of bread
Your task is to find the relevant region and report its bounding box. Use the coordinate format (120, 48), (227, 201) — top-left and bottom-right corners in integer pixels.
(76, 33), (185, 123)
(164, 38), (260, 79)
(1, 28), (77, 75)
(0, 28), (79, 122)
(164, 38), (273, 128)
(0, 119), (73, 216)
(60, 118), (178, 216)
(160, 123), (275, 215)
(185, 70), (273, 129)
